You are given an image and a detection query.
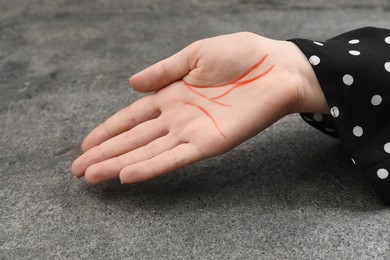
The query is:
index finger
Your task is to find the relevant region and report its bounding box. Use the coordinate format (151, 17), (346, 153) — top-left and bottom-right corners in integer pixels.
(81, 94), (160, 152)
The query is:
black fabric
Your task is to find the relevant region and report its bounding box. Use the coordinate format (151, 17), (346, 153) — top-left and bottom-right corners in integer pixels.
(288, 27), (390, 204)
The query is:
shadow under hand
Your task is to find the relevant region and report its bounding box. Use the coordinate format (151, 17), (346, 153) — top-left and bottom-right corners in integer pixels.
(82, 125), (384, 212)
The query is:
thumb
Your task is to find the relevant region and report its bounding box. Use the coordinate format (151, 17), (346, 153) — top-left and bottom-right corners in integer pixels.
(129, 41), (201, 93)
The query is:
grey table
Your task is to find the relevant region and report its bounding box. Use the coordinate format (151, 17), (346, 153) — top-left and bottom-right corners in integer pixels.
(1, 1), (390, 259)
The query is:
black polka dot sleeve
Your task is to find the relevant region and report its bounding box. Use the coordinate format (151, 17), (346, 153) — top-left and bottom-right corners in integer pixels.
(288, 27), (390, 204)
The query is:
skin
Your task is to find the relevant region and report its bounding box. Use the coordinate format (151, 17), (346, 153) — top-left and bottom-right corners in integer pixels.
(71, 32), (329, 184)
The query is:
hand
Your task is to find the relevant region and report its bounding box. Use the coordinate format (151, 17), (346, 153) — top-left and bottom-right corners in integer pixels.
(71, 32), (328, 184)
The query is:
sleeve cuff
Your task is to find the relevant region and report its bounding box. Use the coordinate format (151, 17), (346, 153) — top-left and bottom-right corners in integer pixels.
(288, 27), (390, 204)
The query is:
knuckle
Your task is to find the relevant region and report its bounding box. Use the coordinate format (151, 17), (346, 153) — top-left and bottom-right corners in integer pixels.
(169, 150), (180, 169)
(143, 144), (154, 160)
(124, 110), (137, 128)
(101, 120), (113, 138)
(96, 144), (107, 161)
(124, 131), (139, 149)
(160, 61), (171, 84)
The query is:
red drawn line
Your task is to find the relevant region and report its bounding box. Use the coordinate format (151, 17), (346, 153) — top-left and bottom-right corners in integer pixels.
(232, 64), (275, 87)
(183, 101), (226, 139)
(211, 64), (274, 100)
(183, 54), (269, 89)
(184, 82), (230, 107)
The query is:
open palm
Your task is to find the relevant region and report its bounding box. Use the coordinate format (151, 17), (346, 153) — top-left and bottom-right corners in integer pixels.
(71, 32), (327, 184)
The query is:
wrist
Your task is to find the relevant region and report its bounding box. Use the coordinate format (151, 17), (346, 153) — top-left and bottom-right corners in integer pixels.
(279, 41), (329, 114)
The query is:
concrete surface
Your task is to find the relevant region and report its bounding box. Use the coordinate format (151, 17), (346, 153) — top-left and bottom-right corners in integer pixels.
(1, 0), (390, 259)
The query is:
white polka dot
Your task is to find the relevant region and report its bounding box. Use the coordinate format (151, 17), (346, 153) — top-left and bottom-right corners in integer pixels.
(348, 39), (359, 44)
(385, 62), (390, 72)
(342, 74), (354, 86)
(384, 143), (390, 153)
(313, 113), (323, 122)
(371, 95), (382, 106)
(349, 50), (360, 56)
(377, 168), (389, 179)
(313, 41), (324, 46)
(330, 106), (339, 118)
(385, 37), (390, 44)
(351, 158), (356, 165)
(309, 55), (320, 66)
(353, 126), (363, 137)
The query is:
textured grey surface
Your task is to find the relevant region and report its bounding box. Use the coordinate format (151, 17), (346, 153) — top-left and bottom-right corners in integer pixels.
(1, 1), (390, 259)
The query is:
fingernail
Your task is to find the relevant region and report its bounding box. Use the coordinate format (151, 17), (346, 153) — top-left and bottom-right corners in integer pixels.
(120, 179), (124, 184)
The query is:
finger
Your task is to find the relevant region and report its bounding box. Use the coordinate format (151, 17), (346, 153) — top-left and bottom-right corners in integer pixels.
(119, 143), (201, 184)
(81, 94), (160, 152)
(129, 41), (201, 93)
(84, 132), (182, 184)
(71, 118), (167, 178)
(82, 157), (122, 184)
